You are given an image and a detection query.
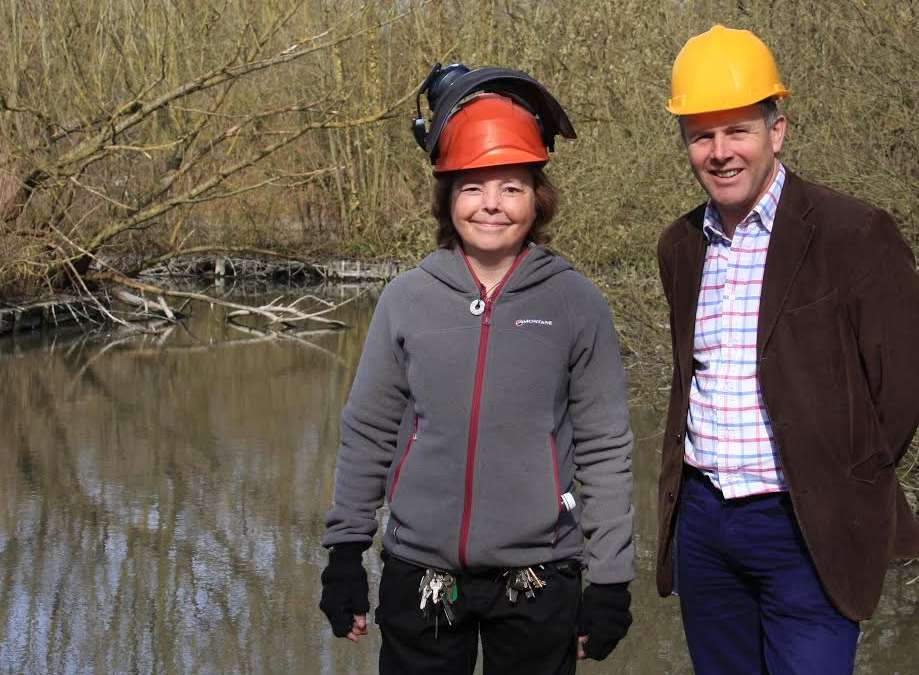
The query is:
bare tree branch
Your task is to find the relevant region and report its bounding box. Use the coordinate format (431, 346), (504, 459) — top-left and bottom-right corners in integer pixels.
(1, 7), (412, 225)
(83, 87), (416, 252)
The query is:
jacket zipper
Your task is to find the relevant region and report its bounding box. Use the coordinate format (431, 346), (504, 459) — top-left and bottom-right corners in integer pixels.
(457, 248), (529, 567)
(387, 416), (418, 502)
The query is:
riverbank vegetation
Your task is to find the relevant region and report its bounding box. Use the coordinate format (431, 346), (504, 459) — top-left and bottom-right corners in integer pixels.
(1, 1), (917, 475)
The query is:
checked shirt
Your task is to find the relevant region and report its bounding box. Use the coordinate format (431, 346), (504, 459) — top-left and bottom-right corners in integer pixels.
(684, 163), (787, 499)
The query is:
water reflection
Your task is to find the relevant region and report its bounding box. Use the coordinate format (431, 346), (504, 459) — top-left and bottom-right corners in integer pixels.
(0, 286), (915, 674)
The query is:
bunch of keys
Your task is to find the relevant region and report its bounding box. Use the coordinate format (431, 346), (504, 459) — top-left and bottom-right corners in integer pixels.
(504, 566), (546, 603)
(419, 569), (458, 636)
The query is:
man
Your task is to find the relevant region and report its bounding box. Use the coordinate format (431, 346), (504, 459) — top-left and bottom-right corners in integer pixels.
(656, 24), (919, 674)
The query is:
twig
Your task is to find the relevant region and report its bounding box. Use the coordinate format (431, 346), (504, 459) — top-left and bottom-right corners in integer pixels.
(226, 321), (345, 363)
(69, 175), (137, 213)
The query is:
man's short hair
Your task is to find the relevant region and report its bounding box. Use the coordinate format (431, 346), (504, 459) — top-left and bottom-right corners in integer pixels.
(758, 98), (781, 129)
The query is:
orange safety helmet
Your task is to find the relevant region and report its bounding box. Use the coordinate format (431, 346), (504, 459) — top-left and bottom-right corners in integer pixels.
(667, 25), (789, 115)
(433, 94), (548, 173)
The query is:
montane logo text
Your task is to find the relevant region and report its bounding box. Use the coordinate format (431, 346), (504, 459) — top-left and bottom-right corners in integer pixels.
(515, 319), (553, 327)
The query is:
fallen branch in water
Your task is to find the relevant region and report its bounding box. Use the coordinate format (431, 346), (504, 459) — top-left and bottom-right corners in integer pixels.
(225, 321), (346, 363)
(0, 292), (129, 334)
(88, 269), (358, 330)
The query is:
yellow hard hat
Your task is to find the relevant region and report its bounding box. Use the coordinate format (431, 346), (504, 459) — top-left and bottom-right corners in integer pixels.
(667, 25), (789, 115)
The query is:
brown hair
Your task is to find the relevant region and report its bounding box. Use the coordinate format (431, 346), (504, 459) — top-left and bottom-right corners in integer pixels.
(430, 165), (559, 249)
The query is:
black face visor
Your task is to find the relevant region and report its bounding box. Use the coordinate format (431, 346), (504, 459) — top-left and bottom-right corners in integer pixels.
(411, 63), (577, 165)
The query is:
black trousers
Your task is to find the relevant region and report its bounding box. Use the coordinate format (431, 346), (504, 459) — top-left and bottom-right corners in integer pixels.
(376, 552), (581, 675)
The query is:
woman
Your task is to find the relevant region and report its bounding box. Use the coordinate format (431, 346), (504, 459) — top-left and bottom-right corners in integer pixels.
(320, 65), (634, 675)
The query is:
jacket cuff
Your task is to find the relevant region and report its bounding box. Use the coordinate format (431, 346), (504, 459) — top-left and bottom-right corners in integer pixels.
(328, 542), (370, 565)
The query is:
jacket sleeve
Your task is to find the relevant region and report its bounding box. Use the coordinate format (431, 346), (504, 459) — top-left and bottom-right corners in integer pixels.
(568, 281), (635, 585)
(322, 282), (410, 548)
(847, 210), (919, 463)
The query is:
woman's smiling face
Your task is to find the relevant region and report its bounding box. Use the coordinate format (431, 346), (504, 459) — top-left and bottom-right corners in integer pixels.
(450, 164), (537, 262)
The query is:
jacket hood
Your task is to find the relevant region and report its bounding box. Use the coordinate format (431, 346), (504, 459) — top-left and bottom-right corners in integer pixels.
(417, 244), (572, 296)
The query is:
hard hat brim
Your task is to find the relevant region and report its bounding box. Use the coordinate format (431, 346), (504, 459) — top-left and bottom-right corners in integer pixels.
(433, 149), (548, 174)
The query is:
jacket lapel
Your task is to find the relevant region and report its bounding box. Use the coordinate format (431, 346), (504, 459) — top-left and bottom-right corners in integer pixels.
(673, 211), (707, 384)
(758, 171), (816, 354)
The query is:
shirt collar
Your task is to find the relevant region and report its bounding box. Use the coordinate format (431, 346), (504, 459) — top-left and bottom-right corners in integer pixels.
(702, 162), (786, 243)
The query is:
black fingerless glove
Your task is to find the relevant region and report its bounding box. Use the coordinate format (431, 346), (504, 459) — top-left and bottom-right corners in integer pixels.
(319, 543), (370, 637)
(577, 582), (633, 660)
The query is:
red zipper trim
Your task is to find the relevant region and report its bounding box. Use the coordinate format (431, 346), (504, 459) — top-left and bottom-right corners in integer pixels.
(388, 416), (418, 502)
(457, 247), (529, 567)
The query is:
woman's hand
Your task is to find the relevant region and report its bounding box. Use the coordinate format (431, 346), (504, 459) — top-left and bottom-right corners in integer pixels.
(319, 543), (371, 640)
(345, 614), (368, 643)
(576, 582), (633, 660)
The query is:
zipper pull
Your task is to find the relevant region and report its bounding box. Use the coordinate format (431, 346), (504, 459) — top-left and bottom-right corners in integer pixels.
(470, 283), (488, 316)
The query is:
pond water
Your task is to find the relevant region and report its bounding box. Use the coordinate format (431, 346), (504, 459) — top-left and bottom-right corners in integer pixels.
(0, 286), (916, 674)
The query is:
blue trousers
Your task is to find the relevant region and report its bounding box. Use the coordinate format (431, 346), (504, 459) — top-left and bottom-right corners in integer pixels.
(676, 467), (859, 675)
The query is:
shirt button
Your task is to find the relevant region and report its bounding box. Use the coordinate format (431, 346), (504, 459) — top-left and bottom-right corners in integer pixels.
(667, 492), (675, 503)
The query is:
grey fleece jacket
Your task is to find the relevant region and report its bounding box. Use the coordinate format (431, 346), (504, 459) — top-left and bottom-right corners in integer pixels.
(323, 244), (634, 584)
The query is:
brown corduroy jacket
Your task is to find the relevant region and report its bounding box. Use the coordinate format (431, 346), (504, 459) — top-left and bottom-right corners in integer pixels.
(655, 170), (919, 621)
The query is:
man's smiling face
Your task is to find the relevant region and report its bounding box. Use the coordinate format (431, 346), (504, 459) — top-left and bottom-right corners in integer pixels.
(682, 103), (786, 233)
